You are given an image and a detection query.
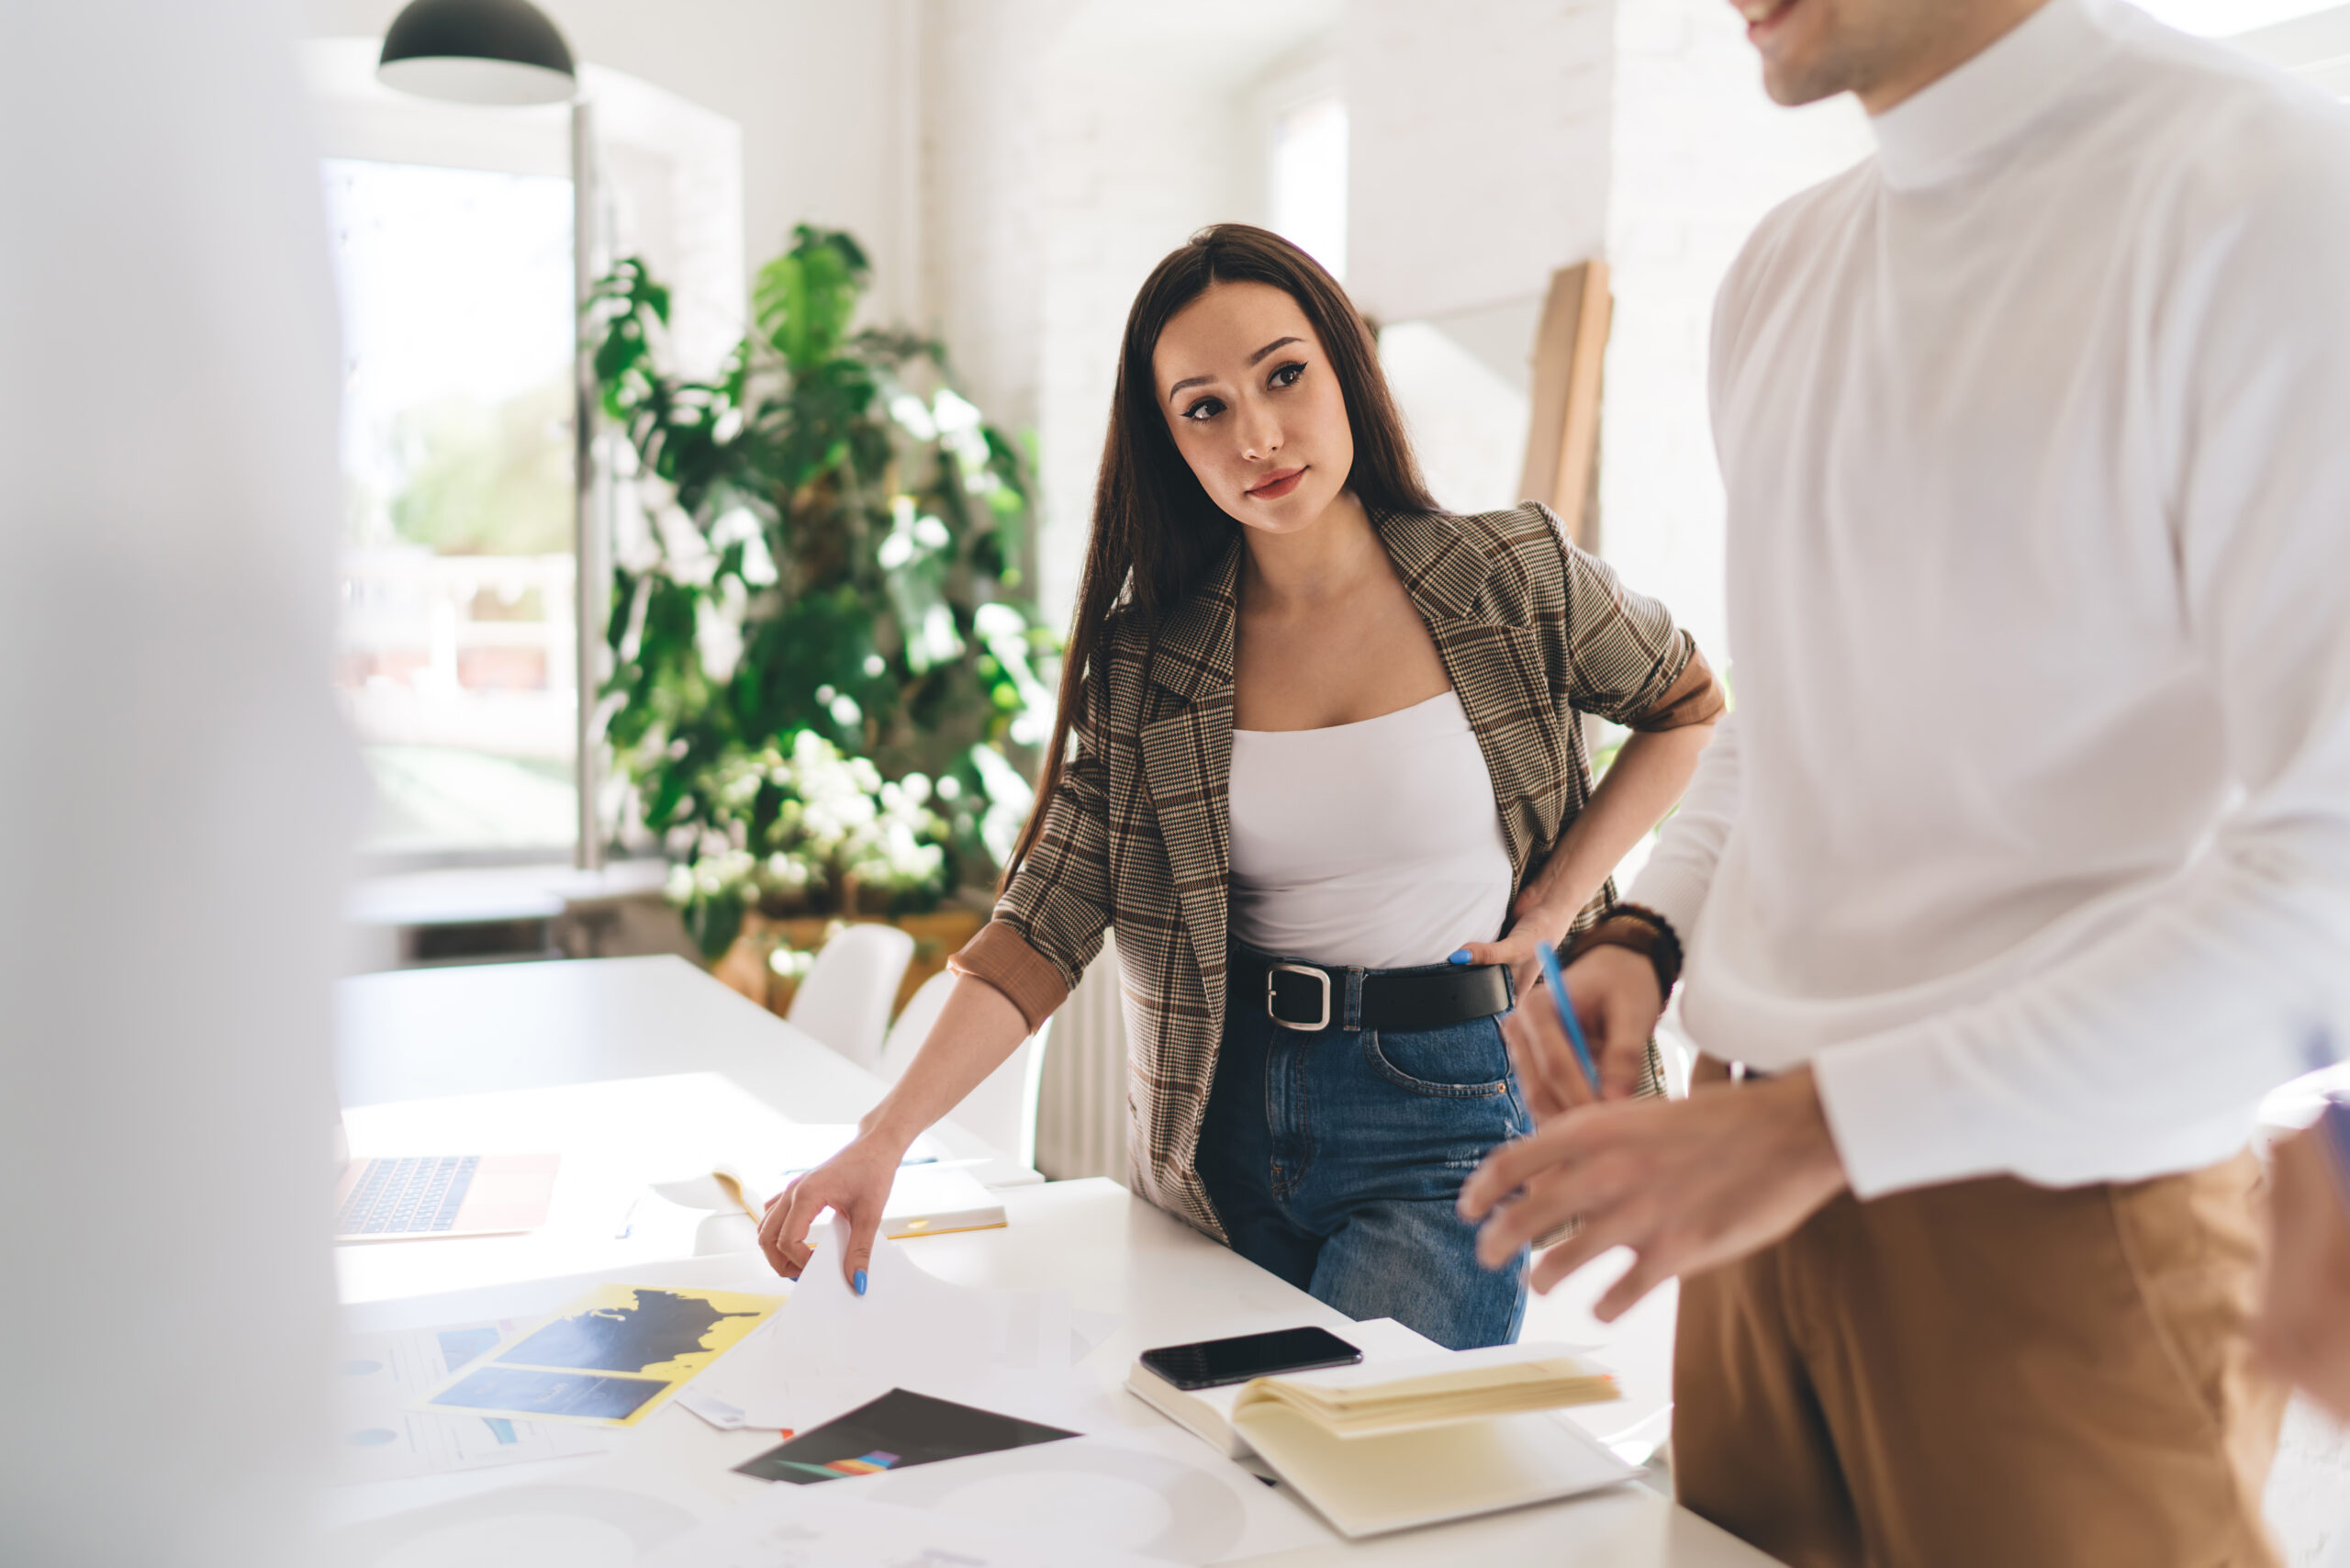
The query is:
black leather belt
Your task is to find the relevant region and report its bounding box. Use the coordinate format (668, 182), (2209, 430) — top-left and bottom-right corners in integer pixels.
(1232, 951), (1515, 1035)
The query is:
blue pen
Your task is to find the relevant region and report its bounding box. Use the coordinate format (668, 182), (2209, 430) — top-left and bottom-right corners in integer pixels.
(1534, 941), (1601, 1097)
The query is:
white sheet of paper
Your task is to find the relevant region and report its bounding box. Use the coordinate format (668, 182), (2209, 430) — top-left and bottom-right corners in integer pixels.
(643, 1487), (1165, 1568)
(332, 1320), (619, 1482)
(850, 1424), (1340, 1565)
(1070, 1305), (1122, 1363)
(690, 1215), (1079, 1432)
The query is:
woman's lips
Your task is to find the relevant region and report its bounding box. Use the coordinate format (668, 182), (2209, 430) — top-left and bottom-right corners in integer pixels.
(1246, 467), (1306, 500)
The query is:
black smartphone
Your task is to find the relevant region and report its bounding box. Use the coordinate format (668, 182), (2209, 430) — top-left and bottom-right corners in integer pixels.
(1138, 1326), (1363, 1391)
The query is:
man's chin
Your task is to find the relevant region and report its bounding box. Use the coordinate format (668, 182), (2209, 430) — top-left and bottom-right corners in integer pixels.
(1760, 53), (1854, 107)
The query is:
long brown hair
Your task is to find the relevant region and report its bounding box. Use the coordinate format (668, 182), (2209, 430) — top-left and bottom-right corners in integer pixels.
(1002, 222), (1439, 888)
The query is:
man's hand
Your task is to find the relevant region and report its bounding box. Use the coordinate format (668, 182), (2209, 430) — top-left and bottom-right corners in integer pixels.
(1495, 944), (1662, 1120)
(1458, 1066), (1849, 1320)
(2252, 1115), (2350, 1421)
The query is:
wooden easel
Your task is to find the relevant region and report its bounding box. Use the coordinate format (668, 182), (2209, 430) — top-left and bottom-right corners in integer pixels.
(1516, 259), (1613, 551)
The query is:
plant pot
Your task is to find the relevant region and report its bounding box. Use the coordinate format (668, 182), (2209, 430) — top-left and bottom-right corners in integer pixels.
(711, 905), (989, 1027)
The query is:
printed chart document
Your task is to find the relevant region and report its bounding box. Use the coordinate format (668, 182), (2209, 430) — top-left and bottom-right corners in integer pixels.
(734, 1387), (1076, 1484)
(643, 1488), (1165, 1568)
(334, 1319), (618, 1481)
(421, 1284), (782, 1428)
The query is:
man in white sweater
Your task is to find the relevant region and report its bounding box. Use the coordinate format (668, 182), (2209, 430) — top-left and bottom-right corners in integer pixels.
(1460, 0), (2350, 1562)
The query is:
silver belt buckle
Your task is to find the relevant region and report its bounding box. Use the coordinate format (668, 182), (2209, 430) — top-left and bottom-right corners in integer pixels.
(1267, 962), (1331, 1032)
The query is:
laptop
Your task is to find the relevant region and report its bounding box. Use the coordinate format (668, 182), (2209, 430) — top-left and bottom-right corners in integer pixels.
(333, 1129), (560, 1242)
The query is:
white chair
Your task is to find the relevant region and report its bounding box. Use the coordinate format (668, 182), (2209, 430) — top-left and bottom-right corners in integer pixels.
(878, 969), (1050, 1168)
(786, 923), (915, 1071)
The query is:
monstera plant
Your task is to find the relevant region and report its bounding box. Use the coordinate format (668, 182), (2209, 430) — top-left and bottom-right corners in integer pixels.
(590, 227), (1054, 958)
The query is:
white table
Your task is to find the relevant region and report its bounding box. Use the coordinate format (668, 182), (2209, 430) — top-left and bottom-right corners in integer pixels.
(338, 955), (1039, 1191)
(331, 958), (1783, 1565)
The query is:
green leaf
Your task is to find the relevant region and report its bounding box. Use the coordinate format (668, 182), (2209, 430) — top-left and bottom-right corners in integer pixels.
(588, 230), (1057, 934)
(752, 227), (871, 371)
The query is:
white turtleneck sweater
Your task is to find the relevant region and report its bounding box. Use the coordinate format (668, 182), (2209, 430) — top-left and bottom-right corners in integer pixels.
(1630, 0), (2350, 1199)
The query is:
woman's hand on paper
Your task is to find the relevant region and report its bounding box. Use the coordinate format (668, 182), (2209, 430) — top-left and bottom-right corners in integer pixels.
(1496, 944), (1662, 1120)
(757, 1132), (905, 1294)
(1457, 1066), (1848, 1320)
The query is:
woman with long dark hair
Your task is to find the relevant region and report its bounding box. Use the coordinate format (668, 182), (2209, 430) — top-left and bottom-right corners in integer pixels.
(759, 224), (1719, 1348)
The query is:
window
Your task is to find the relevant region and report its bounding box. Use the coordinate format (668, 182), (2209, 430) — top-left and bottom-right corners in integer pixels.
(325, 158), (579, 857)
(302, 38), (745, 868)
(1269, 94), (1348, 282)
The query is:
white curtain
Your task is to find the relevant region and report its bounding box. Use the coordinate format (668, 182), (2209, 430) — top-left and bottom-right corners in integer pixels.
(1034, 933), (1131, 1183)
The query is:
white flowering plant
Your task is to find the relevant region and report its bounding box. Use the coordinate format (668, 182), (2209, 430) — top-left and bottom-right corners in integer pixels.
(591, 228), (1053, 957)
(657, 731), (957, 956)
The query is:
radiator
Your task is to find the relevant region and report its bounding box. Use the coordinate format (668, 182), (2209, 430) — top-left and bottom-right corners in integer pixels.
(1033, 932), (1130, 1182)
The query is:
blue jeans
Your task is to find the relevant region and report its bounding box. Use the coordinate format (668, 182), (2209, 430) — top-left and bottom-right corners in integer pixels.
(1194, 964), (1531, 1350)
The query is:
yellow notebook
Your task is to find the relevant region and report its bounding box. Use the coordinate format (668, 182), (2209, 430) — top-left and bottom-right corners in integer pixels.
(1135, 1340), (1629, 1539)
(1233, 1402), (1634, 1539)
(1231, 1346), (1618, 1439)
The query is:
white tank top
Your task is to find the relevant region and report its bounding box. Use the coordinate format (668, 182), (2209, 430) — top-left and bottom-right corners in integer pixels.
(1227, 690), (1514, 969)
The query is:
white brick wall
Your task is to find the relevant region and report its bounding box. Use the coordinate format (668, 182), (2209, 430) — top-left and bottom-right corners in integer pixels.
(919, 1), (1337, 623)
(1345, 0), (1615, 324)
(916, 0), (1072, 457)
(1032, 54), (1248, 623)
(921, 1), (1630, 615)
(1598, 0), (1868, 666)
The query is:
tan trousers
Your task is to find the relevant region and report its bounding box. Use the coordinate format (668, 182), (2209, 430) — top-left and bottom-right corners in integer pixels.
(1673, 1061), (2286, 1568)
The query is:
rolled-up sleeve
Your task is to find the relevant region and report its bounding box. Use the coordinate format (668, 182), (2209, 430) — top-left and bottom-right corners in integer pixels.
(1550, 520), (1707, 728)
(947, 669), (1116, 1035)
(1628, 643), (1724, 732)
(948, 920), (1074, 1036)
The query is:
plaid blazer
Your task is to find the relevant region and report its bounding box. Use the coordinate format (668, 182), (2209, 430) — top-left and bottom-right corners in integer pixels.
(951, 503), (1701, 1240)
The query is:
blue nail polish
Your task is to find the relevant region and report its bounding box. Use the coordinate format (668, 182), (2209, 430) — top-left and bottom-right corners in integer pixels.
(1449, 948), (1472, 966)
(853, 1269), (867, 1296)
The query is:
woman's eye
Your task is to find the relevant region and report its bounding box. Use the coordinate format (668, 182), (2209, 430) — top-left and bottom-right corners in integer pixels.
(1268, 362), (1306, 389)
(1181, 397), (1225, 422)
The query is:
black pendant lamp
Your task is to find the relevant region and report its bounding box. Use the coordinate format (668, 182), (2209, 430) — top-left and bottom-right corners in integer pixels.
(377, 0), (577, 106)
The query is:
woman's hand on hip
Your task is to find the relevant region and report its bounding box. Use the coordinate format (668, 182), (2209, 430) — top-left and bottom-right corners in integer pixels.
(1453, 888), (1605, 1008)
(757, 1130), (909, 1294)
(1495, 943), (1662, 1121)
(1450, 913), (1561, 1013)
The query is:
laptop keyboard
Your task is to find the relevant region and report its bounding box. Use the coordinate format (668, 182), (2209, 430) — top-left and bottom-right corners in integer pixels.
(338, 1155), (479, 1236)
